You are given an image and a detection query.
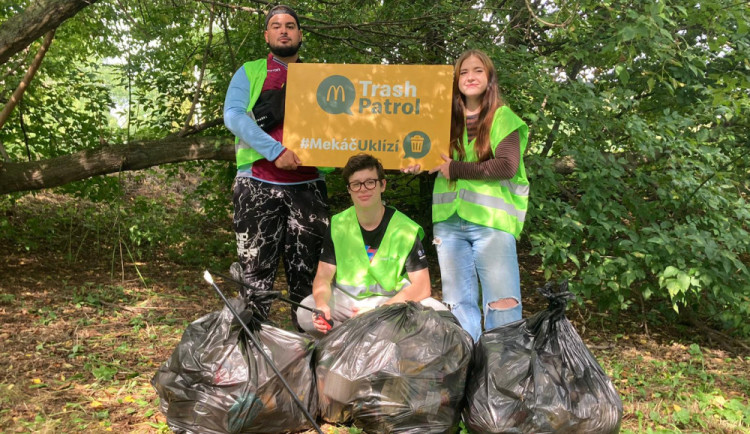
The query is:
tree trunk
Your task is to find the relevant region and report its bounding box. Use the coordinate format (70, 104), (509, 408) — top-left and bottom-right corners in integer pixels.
(0, 135), (609, 195)
(0, 136), (234, 194)
(0, 0), (98, 65)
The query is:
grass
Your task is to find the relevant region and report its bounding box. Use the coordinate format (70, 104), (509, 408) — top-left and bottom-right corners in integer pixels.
(1, 181), (749, 433)
(603, 344), (750, 433)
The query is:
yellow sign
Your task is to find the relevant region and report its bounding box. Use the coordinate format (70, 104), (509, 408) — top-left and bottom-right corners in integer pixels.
(283, 64), (453, 170)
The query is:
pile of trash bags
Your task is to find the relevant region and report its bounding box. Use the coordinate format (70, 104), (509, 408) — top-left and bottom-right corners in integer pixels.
(151, 298), (317, 433)
(464, 281), (623, 433)
(152, 276), (622, 433)
(315, 302), (473, 433)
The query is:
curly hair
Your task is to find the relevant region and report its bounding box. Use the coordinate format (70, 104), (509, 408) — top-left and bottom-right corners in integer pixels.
(342, 153), (385, 183)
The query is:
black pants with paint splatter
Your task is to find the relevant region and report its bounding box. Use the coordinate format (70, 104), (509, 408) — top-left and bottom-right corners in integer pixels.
(233, 177), (329, 330)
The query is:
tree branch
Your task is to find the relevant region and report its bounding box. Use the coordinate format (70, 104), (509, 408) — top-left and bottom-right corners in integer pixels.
(174, 117), (225, 137)
(540, 117), (561, 158)
(523, 0), (578, 28)
(0, 29), (56, 136)
(0, 0), (98, 66)
(192, 0), (266, 16)
(0, 136), (235, 194)
(19, 100), (30, 161)
(219, 9), (237, 72)
(540, 63), (581, 158)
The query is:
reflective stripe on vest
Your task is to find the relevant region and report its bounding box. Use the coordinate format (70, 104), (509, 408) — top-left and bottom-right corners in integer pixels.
(331, 206), (423, 299)
(433, 186), (527, 223)
(434, 180), (529, 202)
(333, 281), (410, 300)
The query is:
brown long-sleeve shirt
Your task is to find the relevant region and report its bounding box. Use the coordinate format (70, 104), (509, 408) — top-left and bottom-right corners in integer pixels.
(449, 123), (521, 180)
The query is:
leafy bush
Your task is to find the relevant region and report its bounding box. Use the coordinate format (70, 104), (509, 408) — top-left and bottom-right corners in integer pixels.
(526, 107), (750, 335)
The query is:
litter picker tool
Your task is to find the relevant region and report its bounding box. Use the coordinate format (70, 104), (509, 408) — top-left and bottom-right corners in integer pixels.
(203, 270), (323, 434)
(210, 269), (333, 329)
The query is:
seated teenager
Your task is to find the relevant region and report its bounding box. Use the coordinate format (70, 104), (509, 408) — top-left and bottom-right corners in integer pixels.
(297, 153), (446, 337)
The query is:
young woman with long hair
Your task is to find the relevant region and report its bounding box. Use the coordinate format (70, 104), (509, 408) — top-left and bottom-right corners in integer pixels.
(409, 49), (530, 341)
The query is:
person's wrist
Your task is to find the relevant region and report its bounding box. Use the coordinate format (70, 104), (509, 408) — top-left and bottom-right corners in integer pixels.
(274, 147), (288, 161)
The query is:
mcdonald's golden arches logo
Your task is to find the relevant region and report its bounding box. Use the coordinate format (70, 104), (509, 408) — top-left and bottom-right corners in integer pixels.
(316, 76), (356, 115)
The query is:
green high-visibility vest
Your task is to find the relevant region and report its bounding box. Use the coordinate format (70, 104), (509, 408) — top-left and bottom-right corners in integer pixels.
(432, 106), (530, 239)
(234, 59), (268, 170)
(331, 206), (424, 299)
(233, 59), (333, 174)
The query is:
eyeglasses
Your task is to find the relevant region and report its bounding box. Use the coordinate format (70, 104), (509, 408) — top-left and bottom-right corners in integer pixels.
(347, 178), (381, 192)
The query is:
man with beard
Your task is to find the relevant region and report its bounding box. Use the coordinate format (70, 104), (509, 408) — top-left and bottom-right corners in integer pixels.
(224, 5), (329, 330)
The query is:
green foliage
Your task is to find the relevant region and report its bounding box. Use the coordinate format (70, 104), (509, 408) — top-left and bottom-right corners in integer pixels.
(521, 0), (750, 333)
(0, 167), (234, 273)
(33, 307), (58, 326)
(90, 364), (118, 382)
(1, 0), (748, 334)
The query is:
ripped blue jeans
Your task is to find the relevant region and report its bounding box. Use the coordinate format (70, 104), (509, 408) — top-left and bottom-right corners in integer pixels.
(434, 215), (522, 341)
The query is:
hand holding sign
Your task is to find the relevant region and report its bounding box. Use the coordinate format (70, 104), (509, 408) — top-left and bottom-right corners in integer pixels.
(274, 149), (302, 170)
(400, 164), (422, 174)
(428, 153), (453, 179)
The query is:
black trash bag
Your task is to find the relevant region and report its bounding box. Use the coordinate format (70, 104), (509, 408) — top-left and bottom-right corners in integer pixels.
(464, 281), (623, 434)
(151, 298), (318, 434)
(315, 302), (474, 434)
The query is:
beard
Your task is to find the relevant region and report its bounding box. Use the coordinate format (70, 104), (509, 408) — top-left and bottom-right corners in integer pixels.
(268, 40), (302, 58)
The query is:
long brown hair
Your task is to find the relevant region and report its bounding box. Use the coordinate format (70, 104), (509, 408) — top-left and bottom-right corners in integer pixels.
(449, 50), (505, 162)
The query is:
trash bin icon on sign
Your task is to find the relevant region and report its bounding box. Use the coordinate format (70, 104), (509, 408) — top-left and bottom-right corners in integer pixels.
(403, 131), (430, 159)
